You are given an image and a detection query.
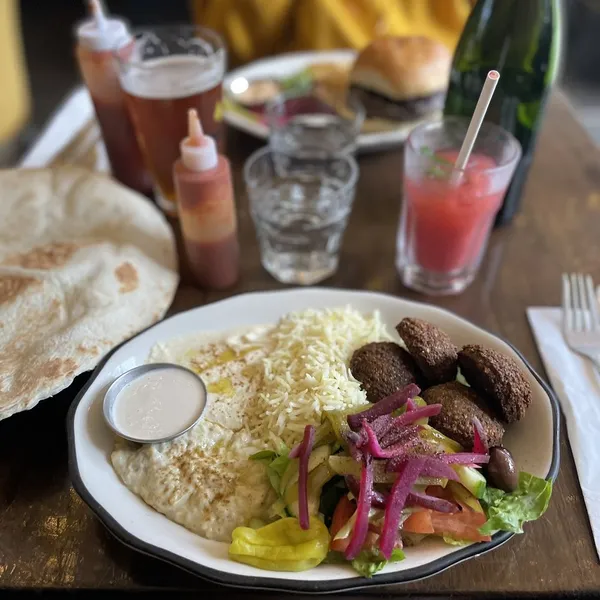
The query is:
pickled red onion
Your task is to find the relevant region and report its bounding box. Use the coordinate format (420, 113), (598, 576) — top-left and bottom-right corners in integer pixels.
(440, 452), (490, 465)
(472, 416), (488, 454)
(344, 454), (373, 560)
(297, 424), (315, 530)
(347, 384), (420, 431)
(379, 457), (424, 559)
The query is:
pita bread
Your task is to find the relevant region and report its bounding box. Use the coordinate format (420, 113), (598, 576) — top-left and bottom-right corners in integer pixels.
(0, 166), (178, 421)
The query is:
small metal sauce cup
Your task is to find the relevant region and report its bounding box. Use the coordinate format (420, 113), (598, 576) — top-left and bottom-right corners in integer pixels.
(103, 363), (207, 444)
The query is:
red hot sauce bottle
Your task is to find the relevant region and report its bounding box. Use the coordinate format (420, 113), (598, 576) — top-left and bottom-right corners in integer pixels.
(173, 109), (240, 290)
(75, 0), (151, 195)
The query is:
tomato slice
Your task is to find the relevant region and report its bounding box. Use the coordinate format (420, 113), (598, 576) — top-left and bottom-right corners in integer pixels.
(330, 497), (382, 553)
(430, 511), (491, 543)
(330, 496), (355, 538)
(426, 484), (485, 514)
(330, 536), (350, 553)
(402, 510), (434, 534)
(405, 488), (490, 543)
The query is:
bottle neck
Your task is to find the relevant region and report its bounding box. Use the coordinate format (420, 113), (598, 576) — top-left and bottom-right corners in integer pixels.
(181, 137), (219, 172)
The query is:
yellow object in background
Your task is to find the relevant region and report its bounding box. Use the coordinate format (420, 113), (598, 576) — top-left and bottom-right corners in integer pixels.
(0, 0), (31, 144)
(192, 0), (473, 65)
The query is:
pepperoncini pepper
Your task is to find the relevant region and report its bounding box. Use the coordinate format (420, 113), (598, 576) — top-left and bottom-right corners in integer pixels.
(229, 517), (330, 572)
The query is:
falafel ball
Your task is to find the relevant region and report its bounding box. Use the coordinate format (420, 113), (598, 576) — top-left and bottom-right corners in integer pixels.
(422, 381), (505, 448)
(458, 345), (532, 423)
(396, 317), (458, 384)
(350, 341), (419, 403)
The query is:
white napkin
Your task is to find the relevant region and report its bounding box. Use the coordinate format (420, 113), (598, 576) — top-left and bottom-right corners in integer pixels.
(19, 85), (108, 171)
(527, 307), (600, 559)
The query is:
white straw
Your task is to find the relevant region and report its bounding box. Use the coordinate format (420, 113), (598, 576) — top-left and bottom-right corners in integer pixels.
(453, 70), (500, 173)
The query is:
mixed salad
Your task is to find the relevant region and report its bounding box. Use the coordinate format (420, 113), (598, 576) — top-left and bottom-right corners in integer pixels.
(228, 384), (552, 577)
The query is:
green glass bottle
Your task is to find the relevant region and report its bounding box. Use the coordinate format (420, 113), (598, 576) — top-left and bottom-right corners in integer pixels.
(444, 0), (562, 226)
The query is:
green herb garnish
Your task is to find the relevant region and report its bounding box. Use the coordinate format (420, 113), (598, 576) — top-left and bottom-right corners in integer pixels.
(420, 147), (454, 180)
(280, 68), (313, 95)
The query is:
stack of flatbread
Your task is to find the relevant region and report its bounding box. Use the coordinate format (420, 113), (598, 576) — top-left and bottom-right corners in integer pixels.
(0, 166), (178, 421)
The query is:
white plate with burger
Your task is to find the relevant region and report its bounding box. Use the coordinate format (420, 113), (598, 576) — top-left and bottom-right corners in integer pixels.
(222, 37), (452, 152)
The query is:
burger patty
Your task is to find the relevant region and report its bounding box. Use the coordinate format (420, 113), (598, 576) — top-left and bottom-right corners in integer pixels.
(350, 85), (445, 122)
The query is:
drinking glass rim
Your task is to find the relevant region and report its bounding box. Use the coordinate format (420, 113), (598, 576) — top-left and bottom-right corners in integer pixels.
(406, 116), (522, 173)
(243, 146), (360, 194)
(118, 24), (226, 67)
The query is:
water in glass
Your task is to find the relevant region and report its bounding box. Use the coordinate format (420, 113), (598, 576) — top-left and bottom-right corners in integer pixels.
(253, 178), (349, 285)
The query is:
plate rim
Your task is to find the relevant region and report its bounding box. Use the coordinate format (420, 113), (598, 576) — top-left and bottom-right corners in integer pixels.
(67, 288), (560, 594)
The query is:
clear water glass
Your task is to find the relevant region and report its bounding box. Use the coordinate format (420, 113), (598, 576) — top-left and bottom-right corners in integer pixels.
(266, 92), (364, 159)
(244, 147), (359, 285)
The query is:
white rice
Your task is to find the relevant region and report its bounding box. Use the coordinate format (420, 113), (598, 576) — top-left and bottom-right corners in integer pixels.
(244, 307), (392, 448)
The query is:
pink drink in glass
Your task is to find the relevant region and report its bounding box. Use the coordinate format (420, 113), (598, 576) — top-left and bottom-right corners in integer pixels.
(397, 118), (521, 295)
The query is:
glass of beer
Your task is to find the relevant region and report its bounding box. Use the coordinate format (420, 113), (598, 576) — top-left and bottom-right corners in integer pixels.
(117, 25), (226, 216)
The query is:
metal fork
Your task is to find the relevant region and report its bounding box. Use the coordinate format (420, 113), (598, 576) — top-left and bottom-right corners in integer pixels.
(562, 273), (600, 372)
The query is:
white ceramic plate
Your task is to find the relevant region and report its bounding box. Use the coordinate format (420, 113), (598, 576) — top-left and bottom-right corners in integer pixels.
(223, 50), (423, 152)
(68, 288), (559, 593)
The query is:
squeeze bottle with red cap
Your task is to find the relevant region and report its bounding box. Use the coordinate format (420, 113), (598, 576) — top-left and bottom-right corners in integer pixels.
(174, 109), (239, 290)
(75, 0), (151, 195)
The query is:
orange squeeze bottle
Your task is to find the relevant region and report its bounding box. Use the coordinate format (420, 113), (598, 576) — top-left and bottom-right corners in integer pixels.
(173, 109), (240, 290)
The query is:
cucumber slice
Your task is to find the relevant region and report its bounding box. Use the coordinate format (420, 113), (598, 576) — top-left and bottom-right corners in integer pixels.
(420, 425), (464, 453)
(279, 461), (299, 496)
(285, 462), (333, 517)
(327, 455), (447, 488)
(454, 465), (487, 499)
(279, 444), (330, 495)
(324, 406), (368, 447)
(417, 476), (448, 488)
(328, 455), (394, 483)
(267, 498), (287, 519)
(392, 396), (428, 423)
(314, 420), (335, 446)
(446, 480), (484, 512)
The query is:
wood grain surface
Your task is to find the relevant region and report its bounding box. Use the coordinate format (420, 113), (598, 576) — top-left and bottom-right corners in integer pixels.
(1, 93), (599, 596)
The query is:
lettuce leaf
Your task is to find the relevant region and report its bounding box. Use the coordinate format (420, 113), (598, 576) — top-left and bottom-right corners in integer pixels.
(249, 450), (278, 461)
(479, 472), (552, 535)
(280, 68), (313, 94)
(442, 535), (470, 547)
(250, 448), (290, 493)
(351, 548), (405, 578)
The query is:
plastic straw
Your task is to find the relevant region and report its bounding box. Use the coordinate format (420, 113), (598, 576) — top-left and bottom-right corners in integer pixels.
(453, 70), (500, 176)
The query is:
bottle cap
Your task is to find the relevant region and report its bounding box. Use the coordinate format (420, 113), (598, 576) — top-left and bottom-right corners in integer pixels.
(181, 109), (218, 172)
(77, 0), (131, 52)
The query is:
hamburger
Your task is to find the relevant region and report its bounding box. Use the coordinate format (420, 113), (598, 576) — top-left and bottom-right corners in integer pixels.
(349, 36), (452, 132)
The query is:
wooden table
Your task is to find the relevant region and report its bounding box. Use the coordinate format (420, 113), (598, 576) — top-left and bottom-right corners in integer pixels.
(1, 94), (599, 597)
